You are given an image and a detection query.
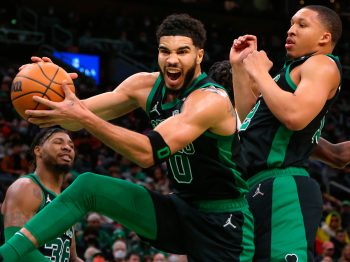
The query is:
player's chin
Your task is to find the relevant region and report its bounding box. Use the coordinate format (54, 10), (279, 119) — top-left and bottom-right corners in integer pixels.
(56, 163), (73, 173)
(164, 77), (184, 90)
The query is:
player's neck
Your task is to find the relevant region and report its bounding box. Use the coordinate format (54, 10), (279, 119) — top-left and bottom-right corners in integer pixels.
(34, 165), (64, 195)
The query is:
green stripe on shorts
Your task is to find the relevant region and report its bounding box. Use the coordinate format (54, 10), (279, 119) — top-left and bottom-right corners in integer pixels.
(239, 209), (255, 262)
(271, 176), (307, 261)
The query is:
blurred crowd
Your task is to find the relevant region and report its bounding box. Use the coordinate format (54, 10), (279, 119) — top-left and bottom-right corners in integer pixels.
(0, 1), (350, 261)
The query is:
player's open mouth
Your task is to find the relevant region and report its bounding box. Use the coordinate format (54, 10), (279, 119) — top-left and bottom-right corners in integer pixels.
(167, 71), (181, 80)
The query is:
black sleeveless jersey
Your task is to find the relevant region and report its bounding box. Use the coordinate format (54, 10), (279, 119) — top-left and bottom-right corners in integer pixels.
(238, 54), (342, 179)
(146, 73), (248, 201)
(25, 173), (73, 261)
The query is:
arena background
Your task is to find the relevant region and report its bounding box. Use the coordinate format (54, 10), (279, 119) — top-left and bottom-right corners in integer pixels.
(0, 0), (349, 261)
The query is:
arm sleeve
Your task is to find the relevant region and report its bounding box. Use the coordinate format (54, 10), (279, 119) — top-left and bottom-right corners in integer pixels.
(5, 227), (51, 262)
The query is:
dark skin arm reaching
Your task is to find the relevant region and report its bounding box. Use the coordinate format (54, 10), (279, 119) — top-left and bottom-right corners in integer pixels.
(311, 137), (350, 169)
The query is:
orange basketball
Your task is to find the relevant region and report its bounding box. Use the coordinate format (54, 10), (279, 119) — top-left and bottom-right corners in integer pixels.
(11, 62), (75, 120)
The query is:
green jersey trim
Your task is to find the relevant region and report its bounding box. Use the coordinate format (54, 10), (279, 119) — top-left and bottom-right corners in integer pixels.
(247, 166), (309, 189)
(147, 72), (225, 113)
(285, 54), (341, 92)
(267, 125), (293, 168)
(194, 197), (248, 212)
(23, 173), (57, 210)
(285, 63), (297, 91)
(146, 75), (163, 116)
(159, 73), (208, 110)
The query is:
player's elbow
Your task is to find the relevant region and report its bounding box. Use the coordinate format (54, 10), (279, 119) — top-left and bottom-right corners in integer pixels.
(134, 154), (155, 168)
(281, 114), (307, 131)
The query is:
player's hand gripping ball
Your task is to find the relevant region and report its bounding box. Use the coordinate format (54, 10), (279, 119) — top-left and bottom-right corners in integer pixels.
(11, 62), (75, 120)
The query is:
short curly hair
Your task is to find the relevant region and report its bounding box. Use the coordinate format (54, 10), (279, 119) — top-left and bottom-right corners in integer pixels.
(156, 13), (207, 49)
(208, 60), (234, 105)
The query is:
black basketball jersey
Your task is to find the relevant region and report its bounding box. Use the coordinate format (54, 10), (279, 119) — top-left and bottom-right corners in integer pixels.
(25, 173), (73, 261)
(238, 54), (342, 179)
(146, 73), (248, 201)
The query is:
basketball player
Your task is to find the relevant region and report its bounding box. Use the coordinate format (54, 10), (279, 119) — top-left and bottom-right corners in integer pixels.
(1, 127), (82, 261)
(0, 14), (254, 261)
(230, 5), (342, 261)
(208, 60), (350, 169)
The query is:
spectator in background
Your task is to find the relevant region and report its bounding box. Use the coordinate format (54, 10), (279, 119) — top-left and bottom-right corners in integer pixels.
(125, 251), (141, 262)
(331, 229), (350, 260)
(317, 212), (343, 242)
(84, 246), (104, 262)
(315, 241), (335, 262)
(112, 239), (127, 262)
(339, 244), (350, 262)
(78, 212), (112, 258)
(153, 252), (167, 262)
(0, 140), (30, 178)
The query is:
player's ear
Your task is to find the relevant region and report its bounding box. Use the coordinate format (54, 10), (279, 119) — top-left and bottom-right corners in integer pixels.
(197, 48), (204, 64)
(34, 145), (42, 158)
(319, 32), (331, 46)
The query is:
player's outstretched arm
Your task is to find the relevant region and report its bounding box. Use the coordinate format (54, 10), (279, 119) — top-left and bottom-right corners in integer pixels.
(311, 137), (350, 169)
(1, 179), (51, 262)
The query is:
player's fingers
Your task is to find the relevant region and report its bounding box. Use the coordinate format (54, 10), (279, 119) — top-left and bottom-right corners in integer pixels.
(68, 72), (78, 79)
(18, 64), (31, 71)
(62, 81), (75, 98)
(26, 117), (55, 126)
(243, 35), (257, 40)
(32, 96), (58, 108)
(42, 57), (53, 63)
(31, 56), (44, 62)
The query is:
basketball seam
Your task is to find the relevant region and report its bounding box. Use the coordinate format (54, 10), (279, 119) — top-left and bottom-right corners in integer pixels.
(14, 74), (74, 86)
(11, 79), (73, 101)
(11, 64), (74, 120)
(33, 64), (61, 112)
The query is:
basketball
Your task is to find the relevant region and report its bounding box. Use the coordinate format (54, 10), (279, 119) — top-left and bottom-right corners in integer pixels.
(11, 62), (75, 120)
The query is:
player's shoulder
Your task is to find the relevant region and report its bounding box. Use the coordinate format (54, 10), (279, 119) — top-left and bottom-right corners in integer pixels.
(5, 177), (43, 204)
(303, 54), (339, 69)
(302, 54), (340, 78)
(125, 72), (159, 86)
(185, 85), (231, 114)
(191, 85), (229, 103)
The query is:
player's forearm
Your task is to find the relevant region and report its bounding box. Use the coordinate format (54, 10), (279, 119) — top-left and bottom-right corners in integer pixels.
(5, 227), (51, 262)
(79, 111), (154, 167)
(311, 138), (350, 169)
(232, 65), (258, 121)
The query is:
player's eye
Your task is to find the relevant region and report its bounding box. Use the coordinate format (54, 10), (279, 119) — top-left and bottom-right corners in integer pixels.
(159, 48), (169, 55)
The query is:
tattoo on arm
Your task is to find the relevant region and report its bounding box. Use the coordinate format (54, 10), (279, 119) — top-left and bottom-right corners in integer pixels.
(33, 187), (43, 200)
(4, 210), (31, 227)
(4, 185), (43, 227)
